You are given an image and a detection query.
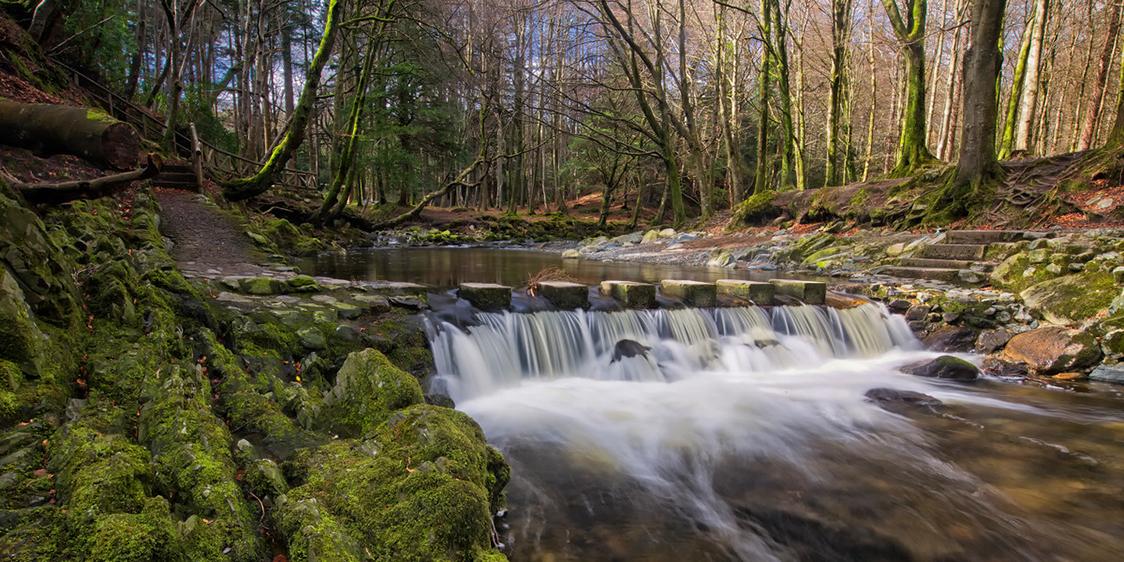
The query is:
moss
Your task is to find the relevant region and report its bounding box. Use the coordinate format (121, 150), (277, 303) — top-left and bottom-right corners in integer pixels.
(247, 216), (326, 257)
(137, 365), (264, 561)
(82, 497), (186, 562)
(48, 409), (153, 519)
(0, 506), (63, 561)
(730, 191), (778, 226)
(317, 348), (424, 437)
(280, 405), (508, 561)
(1021, 270), (1118, 325)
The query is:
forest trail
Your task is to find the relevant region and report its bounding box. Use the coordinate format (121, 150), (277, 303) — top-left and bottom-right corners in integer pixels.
(154, 188), (270, 278)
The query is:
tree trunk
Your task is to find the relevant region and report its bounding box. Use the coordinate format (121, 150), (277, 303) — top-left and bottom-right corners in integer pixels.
(999, 8), (1034, 159)
(753, 0), (772, 194)
(933, 0), (1007, 219)
(1078, 0), (1123, 150)
(1013, 0), (1050, 153)
(0, 101), (140, 170)
(882, 0), (935, 173)
(826, 0), (853, 186)
(221, 0), (343, 201)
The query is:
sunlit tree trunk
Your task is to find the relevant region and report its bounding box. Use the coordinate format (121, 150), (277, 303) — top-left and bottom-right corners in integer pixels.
(1013, 0), (1050, 153)
(882, 0), (935, 173)
(1078, 0), (1123, 150)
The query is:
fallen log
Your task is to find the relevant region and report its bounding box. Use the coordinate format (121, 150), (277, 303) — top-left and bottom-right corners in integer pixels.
(0, 99), (140, 169)
(10, 153), (161, 203)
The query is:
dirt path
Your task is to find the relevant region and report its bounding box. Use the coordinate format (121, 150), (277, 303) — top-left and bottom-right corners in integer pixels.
(153, 188), (269, 278)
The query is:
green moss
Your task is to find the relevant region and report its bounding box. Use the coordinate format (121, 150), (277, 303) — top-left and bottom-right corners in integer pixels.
(317, 348), (424, 437)
(82, 497), (186, 562)
(0, 506), (63, 561)
(1021, 270), (1118, 325)
(247, 216), (326, 257)
(48, 411), (152, 519)
(280, 404), (508, 561)
(730, 191), (778, 226)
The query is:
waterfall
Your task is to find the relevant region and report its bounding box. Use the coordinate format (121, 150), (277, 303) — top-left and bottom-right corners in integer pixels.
(429, 303), (917, 402)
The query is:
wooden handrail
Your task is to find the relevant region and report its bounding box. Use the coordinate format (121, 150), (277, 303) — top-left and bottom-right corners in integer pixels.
(189, 122), (204, 191)
(50, 56), (319, 190)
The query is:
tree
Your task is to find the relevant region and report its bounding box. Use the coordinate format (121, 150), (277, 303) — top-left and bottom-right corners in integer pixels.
(932, 0), (1007, 219)
(826, 0), (853, 186)
(882, 0), (935, 173)
(221, 0), (343, 201)
(1078, 0), (1123, 150)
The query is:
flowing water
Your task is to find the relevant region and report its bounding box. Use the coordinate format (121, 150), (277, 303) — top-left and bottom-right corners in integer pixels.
(427, 303), (1124, 561)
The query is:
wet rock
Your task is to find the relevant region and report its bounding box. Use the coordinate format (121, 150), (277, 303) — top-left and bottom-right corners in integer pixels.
(904, 355), (980, 381)
(660, 280), (717, 307)
(1103, 329), (1124, 358)
(600, 281), (656, 308)
(717, 279), (775, 305)
(887, 299), (911, 313)
(352, 294), (391, 313)
(1001, 326), (1103, 375)
(536, 281), (589, 309)
(922, 325), (978, 352)
(241, 276), (285, 295)
(904, 305), (930, 321)
(975, 328), (1012, 353)
(561, 248), (581, 259)
(457, 282), (512, 311)
(864, 387), (943, 407)
(770, 279), (827, 305)
(1089, 364), (1124, 384)
(611, 339), (651, 363)
(424, 392), (456, 409)
(706, 251), (735, 268)
(1113, 266), (1124, 284)
(287, 274), (321, 292)
(388, 295), (427, 311)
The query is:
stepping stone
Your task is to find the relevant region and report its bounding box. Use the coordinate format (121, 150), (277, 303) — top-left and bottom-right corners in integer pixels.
(769, 279), (827, 305)
(536, 281), (589, 309)
(881, 266), (961, 283)
(599, 281), (656, 308)
(660, 280), (717, 307)
(716, 279), (775, 305)
(920, 244), (986, 260)
(944, 230), (1027, 244)
(898, 257), (989, 270)
(458, 283), (512, 311)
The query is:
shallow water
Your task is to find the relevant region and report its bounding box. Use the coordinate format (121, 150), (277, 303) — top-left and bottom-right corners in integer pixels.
(300, 247), (809, 289)
(429, 304), (1124, 561)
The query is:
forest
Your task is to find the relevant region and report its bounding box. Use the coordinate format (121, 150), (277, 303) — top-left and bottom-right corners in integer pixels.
(11, 0), (1124, 226)
(2, 1), (1124, 561)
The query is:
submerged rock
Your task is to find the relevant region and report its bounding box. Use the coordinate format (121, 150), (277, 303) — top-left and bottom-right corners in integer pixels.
(904, 355), (980, 381)
(1001, 326), (1102, 375)
(1089, 364), (1124, 385)
(864, 387), (944, 407)
(611, 339), (651, 363)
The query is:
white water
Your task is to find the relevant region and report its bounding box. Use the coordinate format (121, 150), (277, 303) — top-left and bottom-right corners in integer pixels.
(426, 304), (1034, 560)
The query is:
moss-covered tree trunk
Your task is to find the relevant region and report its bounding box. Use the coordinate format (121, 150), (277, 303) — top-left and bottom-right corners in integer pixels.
(0, 100), (140, 169)
(826, 0), (853, 186)
(222, 0), (342, 201)
(998, 8), (1034, 159)
(753, 0), (772, 194)
(882, 0), (935, 174)
(931, 0), (1007, 220)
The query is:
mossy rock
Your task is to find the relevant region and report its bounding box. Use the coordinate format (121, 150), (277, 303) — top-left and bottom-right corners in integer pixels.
(280, 404), (508, 561)
(1020, 270), (1118, 325)
(730, 191), (778, 226)
(317, 348), (424, 437)
(0, 185), (81, 325)
(79, 497), (186, 562)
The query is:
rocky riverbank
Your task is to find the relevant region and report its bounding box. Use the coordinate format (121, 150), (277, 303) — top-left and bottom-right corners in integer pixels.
(0, 182), (509, 561)
(560, 225), (1124, 385)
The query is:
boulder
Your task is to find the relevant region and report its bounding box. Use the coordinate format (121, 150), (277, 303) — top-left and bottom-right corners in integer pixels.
(1020, 270), (1117, 325)
(975, 328), (1012, 353)
(561, 249), (581, 259)
(658, 228), (677, 239)
(641, 230), (661, 244)
(922, 325), (978, 351)
(457, 283), (511, 311)
(904, 355), (980, 381)
(318, 348), (424, 437)
(1089, 365), (1124, 385)
(1001, 326), (1103, 374)
(706, 251), (735, 268)
(885, 243), (906, 257)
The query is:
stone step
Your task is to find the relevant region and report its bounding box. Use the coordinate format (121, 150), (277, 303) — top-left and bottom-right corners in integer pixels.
(944, 230), (1026, 244)
(881, 266), (961, 283)
(535, 281), (589, 309)
(660, 280), (717, 307)
(769, 279), (827, 305)
(599, 280), (656, 308)
(920, 243), (987, 260)
(457, 282), (512, 311)
(158, 172), (197, 181)
(716, 279), (775, 305)
(899, 257), (992, 271)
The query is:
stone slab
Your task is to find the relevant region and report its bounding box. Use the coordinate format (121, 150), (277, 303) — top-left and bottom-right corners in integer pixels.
(660, 280), (717, 307)
(458, 283), (512, 311)
(769, 279), (827, 305)
(716, 279), (774, 305)
(599, 281), (656, 308)
(536, 281), (589, 309)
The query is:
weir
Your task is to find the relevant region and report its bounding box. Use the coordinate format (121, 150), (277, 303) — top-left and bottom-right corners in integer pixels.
(429, 302), (916, 401)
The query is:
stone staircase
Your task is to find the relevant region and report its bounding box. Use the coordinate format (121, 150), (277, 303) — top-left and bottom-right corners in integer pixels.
(882, 230), (1031, 284)
(152, 162), (199, 190)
